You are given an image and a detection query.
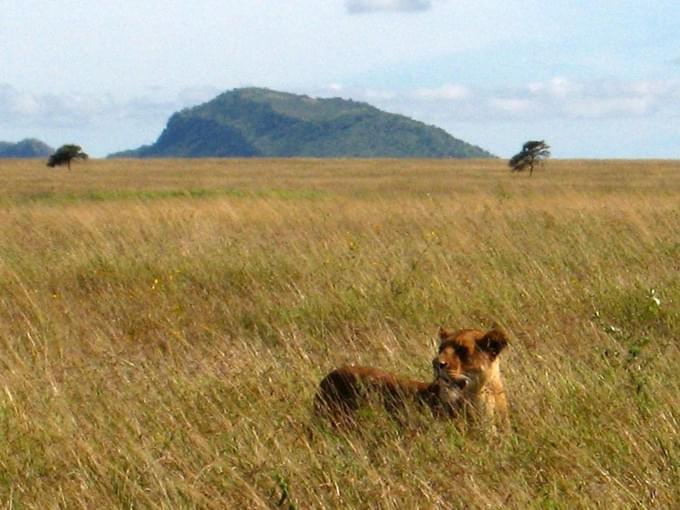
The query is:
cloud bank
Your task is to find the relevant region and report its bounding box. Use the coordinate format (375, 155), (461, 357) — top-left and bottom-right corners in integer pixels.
(346, 0), (433, 14)
(321, 77), (680, 122)
(4, 78), (679, 131)
(2, 78), (679, 157)
(317, 78), (680, 157)
(0, 84), (219, 130)
(0, 83), (221, 156)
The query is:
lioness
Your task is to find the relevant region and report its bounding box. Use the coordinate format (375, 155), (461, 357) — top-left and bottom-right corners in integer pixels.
(314, 365), (466, 427)
(434, 327), (509, 430)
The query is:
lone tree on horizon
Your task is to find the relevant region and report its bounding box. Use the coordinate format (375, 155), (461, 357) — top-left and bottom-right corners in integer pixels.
(509, 140), (550, 176)
(47, 144), (88, 170)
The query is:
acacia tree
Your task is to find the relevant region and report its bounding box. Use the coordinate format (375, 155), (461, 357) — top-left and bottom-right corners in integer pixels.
(47, 144), (89, 170)
(508, 140), (550, 176)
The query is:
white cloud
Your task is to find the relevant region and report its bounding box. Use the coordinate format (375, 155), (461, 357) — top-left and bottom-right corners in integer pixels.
(412, 84), (471, 100)
(0, 84), (119, 127)
(0, 85), (37, 117)
(176, 86), (222, 107)
(0, 83), (209, 130)
(567, 96), (653, 118)
(362, 88), (398, 100)
(336, 77), (680, 122)
(333, 79), (680, 157)
(346, 0), (433, 14)
(488, 97), (533, 114)
(3, 78), (680, 157)
(0, 83), (217, 155)
(528, 77), (581, 98)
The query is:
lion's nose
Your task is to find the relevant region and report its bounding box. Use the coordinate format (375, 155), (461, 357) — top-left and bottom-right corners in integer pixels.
(434, 359), (447, 369)
(453, 377), (468, 390)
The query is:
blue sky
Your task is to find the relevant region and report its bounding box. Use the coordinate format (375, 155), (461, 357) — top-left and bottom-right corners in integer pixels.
(1, 0), (679, 157)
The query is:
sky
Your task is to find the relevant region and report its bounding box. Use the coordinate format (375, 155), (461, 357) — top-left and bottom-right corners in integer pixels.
(1, 0), (679, 158)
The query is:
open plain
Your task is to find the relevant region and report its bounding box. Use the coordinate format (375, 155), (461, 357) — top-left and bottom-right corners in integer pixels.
(0, 158), (678, 508)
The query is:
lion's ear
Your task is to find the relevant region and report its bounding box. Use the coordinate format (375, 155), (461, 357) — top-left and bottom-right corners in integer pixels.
(476, 329), (508, 358)
(438, 326), (451, 340)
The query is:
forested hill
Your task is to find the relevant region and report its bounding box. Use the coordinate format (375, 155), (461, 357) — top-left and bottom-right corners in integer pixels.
(0, 139), (53, 158)
(109, 88), (494, 158)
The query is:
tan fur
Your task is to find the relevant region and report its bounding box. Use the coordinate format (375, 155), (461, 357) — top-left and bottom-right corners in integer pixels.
(314, 365), (465, 427)
(434, 327), (510, 431)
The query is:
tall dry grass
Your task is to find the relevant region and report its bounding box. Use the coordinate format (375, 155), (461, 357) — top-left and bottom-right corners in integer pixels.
(0, 158), (678, 508)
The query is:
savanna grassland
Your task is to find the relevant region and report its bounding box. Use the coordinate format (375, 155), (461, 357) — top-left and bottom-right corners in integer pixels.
(0, 158), (678, 509)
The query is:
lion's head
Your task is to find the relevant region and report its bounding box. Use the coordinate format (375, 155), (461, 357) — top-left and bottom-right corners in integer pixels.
(433, 327), (508, 395)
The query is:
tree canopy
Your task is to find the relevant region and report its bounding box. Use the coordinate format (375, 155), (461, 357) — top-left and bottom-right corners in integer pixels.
(47, 144), (89, 170)
(509, 140), (550, 176)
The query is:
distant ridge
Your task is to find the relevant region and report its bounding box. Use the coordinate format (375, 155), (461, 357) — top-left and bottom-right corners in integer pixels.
(109, 88), (494, 159)
(0, 138), (53, 158)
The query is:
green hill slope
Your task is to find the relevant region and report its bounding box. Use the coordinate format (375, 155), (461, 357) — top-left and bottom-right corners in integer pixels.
(0, 139), (54, 158)
(109, 88), (494, 158)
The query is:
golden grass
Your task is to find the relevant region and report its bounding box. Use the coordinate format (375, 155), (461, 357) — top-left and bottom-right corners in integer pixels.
(0, 158), (678, 508)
